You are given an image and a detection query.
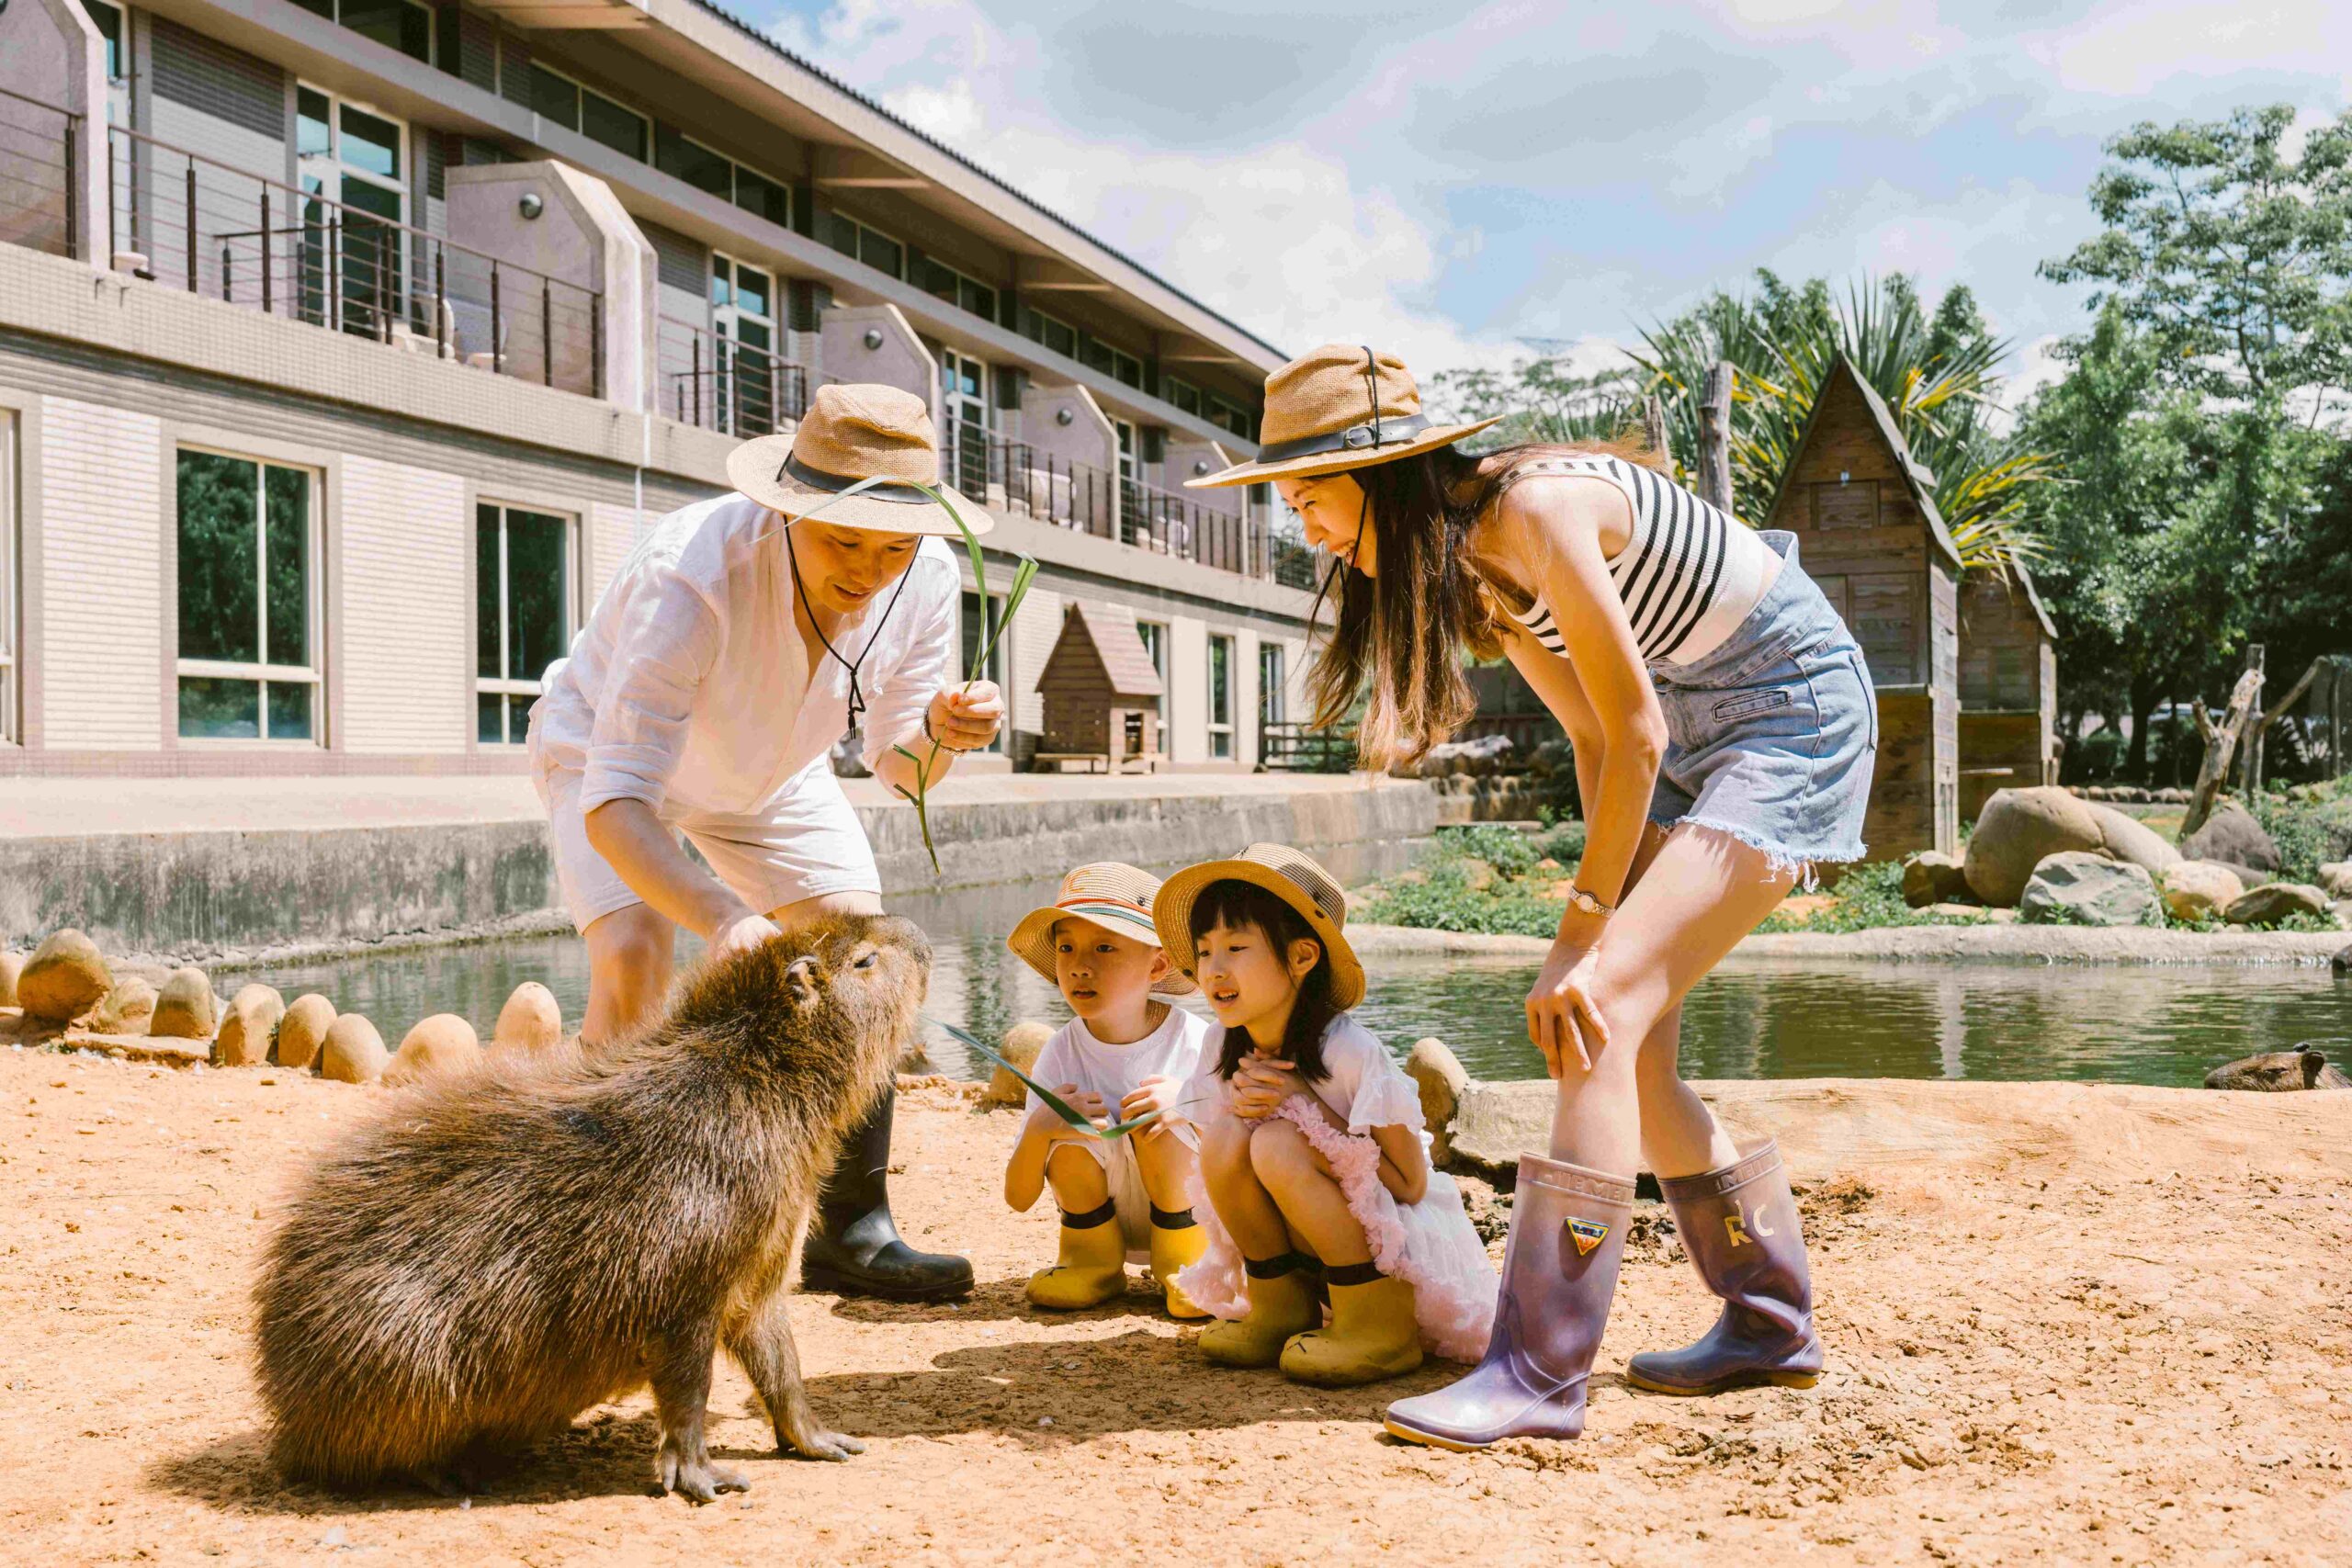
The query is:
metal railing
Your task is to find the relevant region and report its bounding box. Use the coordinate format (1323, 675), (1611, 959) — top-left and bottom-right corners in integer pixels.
(1260, 720), (1356, 773)
(0, 86), (79, 261)
(105, 124), (602, 397)
(655, 315), (816, 436)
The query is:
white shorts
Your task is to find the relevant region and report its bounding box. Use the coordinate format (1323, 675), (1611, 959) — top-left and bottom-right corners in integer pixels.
(1057, 1122), (1201, 1261)
(534, 759), (881, 934)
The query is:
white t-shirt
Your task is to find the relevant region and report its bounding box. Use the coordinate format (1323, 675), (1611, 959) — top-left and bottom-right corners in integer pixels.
(1026, 1005), (1211, 1128)
(1180, 1012), (1425, 1138)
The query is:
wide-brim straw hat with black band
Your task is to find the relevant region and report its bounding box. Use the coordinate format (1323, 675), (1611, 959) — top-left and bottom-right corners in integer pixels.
(1183, 343), (1501, 490)
(1008, 862), (1195, 997)
(1153, 843), (1364, 1012)
(724, 382), (994, 536)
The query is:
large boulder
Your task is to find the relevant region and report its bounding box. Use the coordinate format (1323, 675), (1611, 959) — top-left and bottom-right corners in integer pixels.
(2319, 862), (2352, 900)
(17, 930), (112, 1022)
(1405, 1037), (1471, 1163)
(1414, 734), (1513, 780)
(2222, 882), (2331, 928)
(88, 976), (158, 1035)
(2018, 852), (2160, 928)
(2160, 861), (2245, 923)
(979, 1019), (1054, 1110)
(0, 951), (21, 1008)
(319, 1014), (389, 1084)
(385, 1013), (483, 1087)
(492, 981), (564, 1053)
(2179, 799), (2279, 874)
(149, 967), (220, 1040)
(1963, 787), (2180, 907)
(213, 984), (287, 1067)
(1901, 851), (1971, 909)
(276, 994), (336, 1069)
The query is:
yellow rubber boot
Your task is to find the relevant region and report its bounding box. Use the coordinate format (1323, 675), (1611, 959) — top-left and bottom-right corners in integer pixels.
(1198, 1256), (1321, 1367)
(1280, 1267), (1423, 1387)
(1148, 1206), (1209, 1320)
(1026, 1201), (1126, 1311)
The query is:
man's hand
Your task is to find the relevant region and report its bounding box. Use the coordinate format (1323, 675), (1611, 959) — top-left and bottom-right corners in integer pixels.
(926, 681), (1004, 753)
(709, 908), (784, 963)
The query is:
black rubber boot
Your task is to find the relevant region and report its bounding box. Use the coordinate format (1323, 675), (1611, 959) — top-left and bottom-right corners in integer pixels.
(798, 1087), (974, 1302)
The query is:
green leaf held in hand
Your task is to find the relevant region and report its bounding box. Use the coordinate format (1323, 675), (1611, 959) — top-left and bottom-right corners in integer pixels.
(929, 1017), (1164, 1140)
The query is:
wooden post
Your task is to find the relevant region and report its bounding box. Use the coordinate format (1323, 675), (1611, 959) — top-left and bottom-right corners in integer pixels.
(1698, 362), (1734, 513)
(1642, 393), (1672, 469)
(2184, 664), (2264, 837)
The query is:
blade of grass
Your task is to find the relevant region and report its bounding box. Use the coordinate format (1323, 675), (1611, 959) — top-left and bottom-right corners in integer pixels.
(931, 1016), (1172, 1140)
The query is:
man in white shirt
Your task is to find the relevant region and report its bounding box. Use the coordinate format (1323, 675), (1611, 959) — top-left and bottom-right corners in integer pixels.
(527, 384), (1002, 1300)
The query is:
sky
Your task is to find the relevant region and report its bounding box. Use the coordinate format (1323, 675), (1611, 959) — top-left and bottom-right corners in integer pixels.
(755, 0), (2352, 402)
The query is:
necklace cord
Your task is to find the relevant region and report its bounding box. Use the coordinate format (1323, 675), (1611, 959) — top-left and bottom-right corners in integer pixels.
(784, 520), (918, 732)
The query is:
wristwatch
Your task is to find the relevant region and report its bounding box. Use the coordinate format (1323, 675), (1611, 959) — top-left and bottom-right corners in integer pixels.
(1565, 884), (1615, 919)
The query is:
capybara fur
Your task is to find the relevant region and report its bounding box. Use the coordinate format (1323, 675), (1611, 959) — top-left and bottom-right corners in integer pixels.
(2204, 1046), (2350, 1091)
(253, 913), (931, 1501)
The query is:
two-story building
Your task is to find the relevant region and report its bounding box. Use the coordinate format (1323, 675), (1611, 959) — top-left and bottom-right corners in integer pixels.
(0, 0), (1322, 778)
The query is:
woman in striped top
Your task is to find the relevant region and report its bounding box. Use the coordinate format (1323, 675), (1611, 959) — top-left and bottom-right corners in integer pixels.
(1191, 344), (1874, 1451)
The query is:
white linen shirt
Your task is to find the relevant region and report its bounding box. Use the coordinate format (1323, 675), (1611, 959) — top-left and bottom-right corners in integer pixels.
(531, 492), (960, 818)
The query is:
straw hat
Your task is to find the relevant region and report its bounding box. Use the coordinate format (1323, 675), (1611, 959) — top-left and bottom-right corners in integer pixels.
(1184, 344), (1500, 490)
(1152, 843), (1364, 1011)
(725, 382), (994, 536)
(1008, 863), (1195, 997)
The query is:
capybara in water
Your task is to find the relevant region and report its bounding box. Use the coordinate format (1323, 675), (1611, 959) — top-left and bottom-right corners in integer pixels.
(254, 913), (931, 1501)
(2203, 1046), (2350, 1091)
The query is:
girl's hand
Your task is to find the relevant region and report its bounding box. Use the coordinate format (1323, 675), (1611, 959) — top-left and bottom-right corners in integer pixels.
(1526, 942), (1610, 1077)
(1229, 1055), (1305, 1120)
(927, 682), (1004, 753)
(1118, 1075), (1175, 1122)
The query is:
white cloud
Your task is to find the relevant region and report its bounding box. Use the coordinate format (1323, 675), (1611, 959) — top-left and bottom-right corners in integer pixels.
(2024, 0), (2352, 96)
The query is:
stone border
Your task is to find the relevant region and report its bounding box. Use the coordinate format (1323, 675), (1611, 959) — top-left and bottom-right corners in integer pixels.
(1350, 920), (2348, 967)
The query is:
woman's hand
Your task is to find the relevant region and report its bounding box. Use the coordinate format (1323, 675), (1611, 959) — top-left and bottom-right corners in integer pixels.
(1525, 939), (1610, 1077)
(709, 908), (785, 963)
(926, 681), (1004, 753)
(1118, 1075), (1177, 1124)
(1229, 1055), (1305, 1121)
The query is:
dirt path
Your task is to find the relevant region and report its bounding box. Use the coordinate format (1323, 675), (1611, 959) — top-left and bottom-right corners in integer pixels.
(4, 1046), (2348, 1567)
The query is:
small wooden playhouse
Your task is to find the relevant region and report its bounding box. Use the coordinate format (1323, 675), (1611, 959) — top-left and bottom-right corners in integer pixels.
(1957, 565), (2060, 823)
(1033, 599), (1165, 773)
(1762, 355), (1962, 860)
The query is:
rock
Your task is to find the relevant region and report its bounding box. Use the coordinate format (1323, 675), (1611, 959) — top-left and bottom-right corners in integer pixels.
(2179, 799), (2279, 874)
(150, 966), (220, 1040)
(2159, 861), (2245, 923)
(276, 994), (337, 1070)
(1963, 786), (2179, 907)
(2018, 852), (2160, 928)
(1455, 856), (1498, 892)
(17, 930), (112, 1022)
(319, 1014), (389, 1084)
(2206, 860), (2273, 888)
(2335, 942), (2352, 975)
(2222, 882), (2330, 928)
(1924, 902), (1989, 919)
(213, 984), (287, 1067)
(0, 951), (19, 1008)
(384, 1013), (483, 1087)
(828, 731), (871, 779)
(88, 976), (158, 1035)
(979, 1020), (1054, 1109)
(1902, 851), (1971, 908)
(492, 982), (563, 1053)
(1405, 1038), (1471, 1162)
(2319, 862), (2352, 900)
(1527, 737), (1574, 778)
(2335, 900), (2352, 931)
(1416, 733), (1513, 780)
(2203, 1048), (2350, 1091)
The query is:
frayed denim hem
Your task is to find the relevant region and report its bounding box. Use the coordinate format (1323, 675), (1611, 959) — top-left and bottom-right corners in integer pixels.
(1668, 816), (1868, 894)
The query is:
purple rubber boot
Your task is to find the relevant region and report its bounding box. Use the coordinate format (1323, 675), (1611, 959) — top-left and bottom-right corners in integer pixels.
(1383, 1153), (1634, 1450)
(1625, 1140), (1821, 1395)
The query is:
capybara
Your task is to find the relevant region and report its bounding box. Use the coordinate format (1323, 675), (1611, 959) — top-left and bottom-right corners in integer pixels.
(254, 913), (931, 1501)
(2203, 1046), (2350, 1091)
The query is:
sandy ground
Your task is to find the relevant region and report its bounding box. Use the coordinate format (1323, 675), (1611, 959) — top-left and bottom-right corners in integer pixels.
(5, 1045), (2351, 1568)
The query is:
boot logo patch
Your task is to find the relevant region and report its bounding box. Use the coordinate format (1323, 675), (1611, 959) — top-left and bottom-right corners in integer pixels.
(1566, 1217), (1610, 1257)
(1724, 1213), (1753, 1247)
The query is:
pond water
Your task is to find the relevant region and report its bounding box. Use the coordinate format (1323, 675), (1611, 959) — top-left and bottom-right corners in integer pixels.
(219, 858), (2352, 1089)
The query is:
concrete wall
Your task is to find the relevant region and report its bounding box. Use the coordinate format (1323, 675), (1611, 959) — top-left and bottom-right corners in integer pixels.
(339, 455), (468, 752)
(820, 303), (936, 409)
(1021, 378), (1116, 474)
(42, 397), (163, 748)
(0, 0), (111, 263)
(1167, 614), (1206, 765)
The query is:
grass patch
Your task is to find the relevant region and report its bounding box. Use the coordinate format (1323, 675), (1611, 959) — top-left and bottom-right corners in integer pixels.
(1754, 862), (1976, 934)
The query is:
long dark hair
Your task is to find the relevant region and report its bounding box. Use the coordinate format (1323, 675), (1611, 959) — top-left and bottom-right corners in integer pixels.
(1304, 435), (1658, 770)
(1185, 880), (1338, 1083)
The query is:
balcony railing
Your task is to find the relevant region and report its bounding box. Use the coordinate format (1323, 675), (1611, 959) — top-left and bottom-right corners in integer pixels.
(656, 316), (818, 436)
(104, 124), (602, 397)
(0, 86), (80, 261)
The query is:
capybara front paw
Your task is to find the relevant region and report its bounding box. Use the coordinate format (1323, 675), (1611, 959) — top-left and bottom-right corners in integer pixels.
(657, 1438), (750, 1504)
(782, 1425), (865, 1462)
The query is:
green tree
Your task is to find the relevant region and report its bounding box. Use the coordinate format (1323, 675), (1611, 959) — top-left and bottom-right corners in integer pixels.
(1424, 357), (1639, 446)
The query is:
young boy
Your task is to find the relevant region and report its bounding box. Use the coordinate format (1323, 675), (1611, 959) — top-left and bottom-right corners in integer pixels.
(1003, 863), (1211, 1316)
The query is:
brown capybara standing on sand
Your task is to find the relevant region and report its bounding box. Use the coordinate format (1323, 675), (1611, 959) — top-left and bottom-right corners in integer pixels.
(254, 914), (931, 1502)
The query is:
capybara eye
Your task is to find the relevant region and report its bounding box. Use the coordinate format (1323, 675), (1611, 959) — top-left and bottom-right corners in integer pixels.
(854, 951), (877, 970)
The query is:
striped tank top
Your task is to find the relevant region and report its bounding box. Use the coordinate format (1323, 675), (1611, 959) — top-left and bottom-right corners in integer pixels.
(1496, 456), (1774, 668)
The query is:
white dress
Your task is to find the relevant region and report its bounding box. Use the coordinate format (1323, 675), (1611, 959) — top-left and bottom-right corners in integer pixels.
(1023, 1006), (1211, 1258)
(1173, 1014), (1497, 1361)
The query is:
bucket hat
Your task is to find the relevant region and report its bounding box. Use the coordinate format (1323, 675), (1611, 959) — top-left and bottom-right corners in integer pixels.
(1008, 862), (1195, 996)
(1153, 843), (1364, 1011)
(1183, 344), (1500, 490)
(725, 382), (994, 536)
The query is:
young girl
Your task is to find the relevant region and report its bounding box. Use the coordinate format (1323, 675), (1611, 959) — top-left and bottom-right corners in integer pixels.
(1001, 863), (1212, 1317)
(1155, 844), (1493, 1387)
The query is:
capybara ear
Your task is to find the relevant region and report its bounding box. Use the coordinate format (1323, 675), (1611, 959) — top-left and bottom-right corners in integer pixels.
(2303, 1050), (2329, 1089)
(786, 954), (820, 1005)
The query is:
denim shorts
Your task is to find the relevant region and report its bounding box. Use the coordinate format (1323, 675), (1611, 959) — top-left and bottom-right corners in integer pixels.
(1645, 531), (1875, 874)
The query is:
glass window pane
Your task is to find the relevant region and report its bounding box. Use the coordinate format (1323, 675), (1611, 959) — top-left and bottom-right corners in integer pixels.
(503, 510), (569, 682)
(176, 451), (259, 664)
(657, 127), (732, 197)
(476, 504), (502, 679)
(733, 168), (788, 227)
(337, 105), (401, 180)
(82, 0), (126, 79)
(398, 0), (434, 64)
(179, 676), (260, 739)
(264, 465), (309, 669)
(478, 689), (505, 744)
(960, 278), (995, 321)
(1210, 637), (1230, 723)
(288, 0), (334, 20)
(508, 694), (534, 743)
(859, 229), (902, 278)
(732, 264), (771, 321)
(297, 87), (332, 159)
(823, 213), (858, 258)
(708, 256), (731, 310)
(581, 91), (647, 162)
(266, 681), (313, 740)
(529, 64), (580, 129)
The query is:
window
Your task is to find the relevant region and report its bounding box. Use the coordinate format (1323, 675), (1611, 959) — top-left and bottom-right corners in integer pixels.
(1136, 620), (1167, 688)
(1207, 635), (1234, 760)
(1081, 334), (1145, 389)
(527, 64), (647, 162)
(295, 87), (408, 341)
(1021, 306), (1078, 360)
(175, 450), (321, 741)
(824, 213), (904, 279)
(959, 590), (1006, 754)
(913, 254), (998, 325)
(0, 412), (16, 743)
(1164, 375), (1203, 418)
(292, 0), (434, 66)
(78, 0), (125, 82)
(940, 347), (989, 493)
(477, 503), (574, 744)
(1206, 392), (1256, 442)
(652, 130), (790, 227)
(1260, 642), (1286, 728)
(710, 254), (780, 435)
